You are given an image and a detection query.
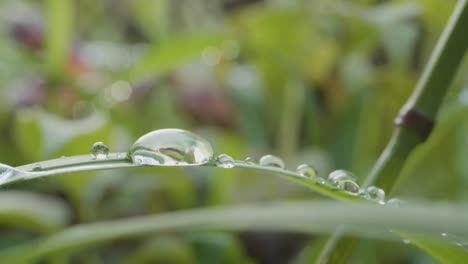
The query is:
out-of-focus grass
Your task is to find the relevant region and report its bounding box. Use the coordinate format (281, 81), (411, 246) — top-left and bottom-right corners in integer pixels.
(0, 0), (466, 263)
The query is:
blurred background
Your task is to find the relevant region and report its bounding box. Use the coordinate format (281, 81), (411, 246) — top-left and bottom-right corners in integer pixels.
(0, 0), (467, 263)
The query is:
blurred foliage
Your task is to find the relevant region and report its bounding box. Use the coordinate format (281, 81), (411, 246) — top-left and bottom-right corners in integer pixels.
(0, 0), (466, 263)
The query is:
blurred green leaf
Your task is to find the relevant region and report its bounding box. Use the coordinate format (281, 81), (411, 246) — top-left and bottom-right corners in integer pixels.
(189, 232), (253, 264)
(128, 33), (222, 81)
(45, 0), (73, 77)
(0, 191), (70, 233)
(14, 109), (43, 161)
(396, 106), (468, 199)
(119, 236), (196, 264)
(403, 233), (468, 264)
(14, 109), (110, 159)
(1, 201), (467, 262)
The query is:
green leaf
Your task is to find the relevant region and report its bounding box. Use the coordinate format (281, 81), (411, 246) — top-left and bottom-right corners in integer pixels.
(189, 232), (253, 264)
(396, 106), (468, 199)
(1, 201), (467, 262)
(14, 109), (43, 161)
(0, 191), (70, 234)
(14, 109), (110, 159)
(402, 233), (468, 264)
(128, 33), (222, 81)
(45, 0), (73, 77)
(119, 236), (196, 264)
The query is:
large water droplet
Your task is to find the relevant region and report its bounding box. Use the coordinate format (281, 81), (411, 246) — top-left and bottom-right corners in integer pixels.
(216, 154), (235, 168)
(367, 186), (386, 204)
(90, 142), (109, 159)
(128, 129), (214, 166)
(259, 154), (285, 169)
(328, 170), (360, 193)
(296, 164), (318, 178)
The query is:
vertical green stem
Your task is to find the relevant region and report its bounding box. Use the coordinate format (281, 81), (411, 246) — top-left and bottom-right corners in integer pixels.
(317, 0), (468, 262)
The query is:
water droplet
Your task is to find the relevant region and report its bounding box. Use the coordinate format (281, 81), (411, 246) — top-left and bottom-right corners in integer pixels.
(296, 164), (318, 178)
(259, 154), (285, 169)
(215, 154), (235, 168)
(32, 163), (42, 172)
(387, 198), (406, 207)
(128, 129), (213, 166)
(90, 142), (109, 159)
(403, 239), (411, 244)
(244, 157), (255, 164)
(328, 170), (360, 193)
(367, 186), (386, 204)
(358, 190), (371, 199)
(441, 233), (448, 237)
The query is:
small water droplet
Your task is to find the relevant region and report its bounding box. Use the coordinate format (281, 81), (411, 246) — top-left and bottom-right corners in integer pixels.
(387, 198), (406, 207)
(367, 186), (386, 204)
(441, 233), (448, 237)
(328, 170), (360, 193)
(32, 163), (42, 172)
(358, 190), (371, 199)
(90, 142), (109, 159)
(128, 129), (214, 166)
(403, 239), (411, 244)
(296, 164), (318, 178)
(244, 157), (255, 164)
(259, 154), (285, 169)
(215, 154), (235, 168)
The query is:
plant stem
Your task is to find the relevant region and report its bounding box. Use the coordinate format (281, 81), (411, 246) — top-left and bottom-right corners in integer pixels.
(317, 0), (468, 262)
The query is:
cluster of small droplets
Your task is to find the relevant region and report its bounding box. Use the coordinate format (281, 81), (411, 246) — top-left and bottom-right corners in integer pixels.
(86, 129), (394, 204)
(215, 154), (235, 168)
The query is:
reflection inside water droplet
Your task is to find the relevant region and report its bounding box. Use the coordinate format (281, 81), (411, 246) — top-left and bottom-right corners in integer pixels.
(259, 154), (285, 169)
(91, 142), (109, 159)
(128, 129), (213, 166)
(216, 154), (235, 168)
(328, 170), (360, 193)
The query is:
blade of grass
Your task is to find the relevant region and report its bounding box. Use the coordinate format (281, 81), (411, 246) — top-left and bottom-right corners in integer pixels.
(0, 201), (467, 263)
(0, 191), (70, 233)
(317, 0), (468, 262)
(45, 0), (73, 79)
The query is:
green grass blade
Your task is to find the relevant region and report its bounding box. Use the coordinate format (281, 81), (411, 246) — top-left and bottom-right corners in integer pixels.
(0, 191), (70, 233)
(45, 0), (73, 78)
(0, 201), (467, 262)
